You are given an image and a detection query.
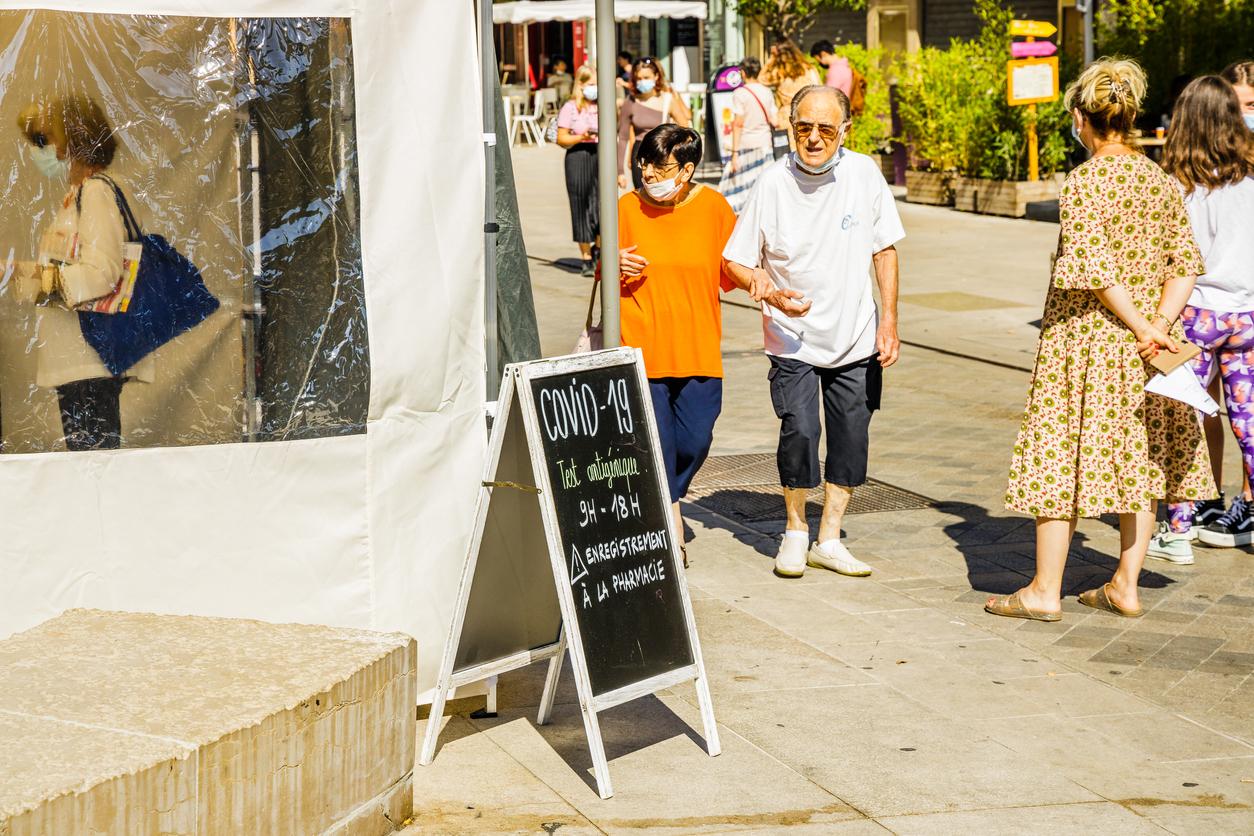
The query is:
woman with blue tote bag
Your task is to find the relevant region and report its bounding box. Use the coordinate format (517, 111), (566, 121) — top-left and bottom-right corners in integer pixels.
(18, 94), (218, 451)
(17, 95), (151, 451)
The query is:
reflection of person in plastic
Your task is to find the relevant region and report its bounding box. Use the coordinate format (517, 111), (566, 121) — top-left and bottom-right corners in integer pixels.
(17, 96), (152, 450)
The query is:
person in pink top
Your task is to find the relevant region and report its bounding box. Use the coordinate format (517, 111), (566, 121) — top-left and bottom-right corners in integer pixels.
(555, 66), (601, 275)
(810, 39), (853, 97)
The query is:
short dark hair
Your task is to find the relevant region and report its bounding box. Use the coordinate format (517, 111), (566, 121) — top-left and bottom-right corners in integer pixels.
(636, 124), (702, 169)
(809, 39), (834, 58)
(617, 51), (633, 63)
(740, 56), (761, 80)
(551, 55), (567, 69)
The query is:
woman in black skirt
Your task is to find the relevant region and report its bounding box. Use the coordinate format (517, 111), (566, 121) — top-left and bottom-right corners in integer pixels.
(555, 65), (600, 276)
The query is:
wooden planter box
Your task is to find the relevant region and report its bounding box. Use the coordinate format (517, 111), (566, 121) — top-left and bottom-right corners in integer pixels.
(905, 169), (953, 205)
(952, 175), (1063, 218)
(873, 152), (897, 183)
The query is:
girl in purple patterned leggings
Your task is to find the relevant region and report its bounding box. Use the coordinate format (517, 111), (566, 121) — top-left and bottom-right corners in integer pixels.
(1149, 75), (1254, 564)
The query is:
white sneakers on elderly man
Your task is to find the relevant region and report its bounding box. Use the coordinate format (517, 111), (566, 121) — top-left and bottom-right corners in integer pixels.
(774, 532), (809, 578)
(774, 532), (873, 578)
(808, 539), (873, 576)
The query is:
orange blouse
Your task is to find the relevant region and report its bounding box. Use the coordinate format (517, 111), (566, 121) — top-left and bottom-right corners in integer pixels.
(618, 185), (736, 379)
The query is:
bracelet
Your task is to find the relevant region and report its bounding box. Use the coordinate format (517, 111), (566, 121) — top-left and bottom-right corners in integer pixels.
(1150, 312), (1172, 329)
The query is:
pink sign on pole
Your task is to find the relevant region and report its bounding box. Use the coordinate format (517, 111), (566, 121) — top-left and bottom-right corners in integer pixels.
(1011, 41), (1058, 58)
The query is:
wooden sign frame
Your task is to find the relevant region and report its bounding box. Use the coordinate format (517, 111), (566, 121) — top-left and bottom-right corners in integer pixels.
(420, 348), (720, 799)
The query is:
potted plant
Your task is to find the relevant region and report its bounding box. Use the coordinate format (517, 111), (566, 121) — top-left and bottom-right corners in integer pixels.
(948, 0), (1069, 217)
(896, 0), (1071, 215)
(894, 41), (988, 205)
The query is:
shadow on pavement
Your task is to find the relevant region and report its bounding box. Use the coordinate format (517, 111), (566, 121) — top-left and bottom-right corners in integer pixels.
(524, 693), (711, 796)
(935, 500), (1175, 597)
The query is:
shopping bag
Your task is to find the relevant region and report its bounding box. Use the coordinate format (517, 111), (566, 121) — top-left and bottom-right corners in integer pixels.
(75, 175), (219, 376)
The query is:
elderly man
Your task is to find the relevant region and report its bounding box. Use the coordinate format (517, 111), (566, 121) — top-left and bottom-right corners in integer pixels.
(724, 85), (905, 579)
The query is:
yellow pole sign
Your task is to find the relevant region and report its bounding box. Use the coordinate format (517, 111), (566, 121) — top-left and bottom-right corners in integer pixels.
(1009, 19), (1057, 38)
(1006, 55), (1059, 183)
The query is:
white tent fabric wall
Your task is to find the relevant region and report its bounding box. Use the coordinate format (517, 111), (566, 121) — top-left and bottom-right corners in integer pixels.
(0, 0), (486, 702)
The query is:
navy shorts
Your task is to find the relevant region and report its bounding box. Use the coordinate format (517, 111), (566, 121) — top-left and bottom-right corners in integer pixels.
(767, 355), (882, 489)
(649, 376), (723, 503)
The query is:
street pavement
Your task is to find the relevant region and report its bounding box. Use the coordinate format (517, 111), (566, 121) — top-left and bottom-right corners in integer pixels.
(411, 145), (1254, 834)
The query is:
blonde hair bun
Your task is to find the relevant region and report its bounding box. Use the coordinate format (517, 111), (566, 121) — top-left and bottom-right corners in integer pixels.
(1064, 57), (1147, 141)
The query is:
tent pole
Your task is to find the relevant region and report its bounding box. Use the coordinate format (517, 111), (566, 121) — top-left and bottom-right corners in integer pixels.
(482, 0), (501, 398)
(595, 0), (620, 348)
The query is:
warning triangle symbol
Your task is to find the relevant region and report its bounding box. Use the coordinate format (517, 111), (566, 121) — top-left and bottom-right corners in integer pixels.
(569, 544), (590, 586)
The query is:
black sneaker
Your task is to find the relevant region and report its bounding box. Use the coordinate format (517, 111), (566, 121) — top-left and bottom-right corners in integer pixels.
(1198, 495), (1254, 548)
(1194, 492), (1227, 527)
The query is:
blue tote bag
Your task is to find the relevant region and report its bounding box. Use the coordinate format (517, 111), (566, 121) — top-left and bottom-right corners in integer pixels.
(76, 175), (219, 377)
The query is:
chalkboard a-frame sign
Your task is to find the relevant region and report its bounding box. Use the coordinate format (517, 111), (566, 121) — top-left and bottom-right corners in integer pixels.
(420, 348), (720, 799)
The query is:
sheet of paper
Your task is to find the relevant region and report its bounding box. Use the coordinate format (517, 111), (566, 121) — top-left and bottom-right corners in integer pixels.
(1146, 364), (1220, 416)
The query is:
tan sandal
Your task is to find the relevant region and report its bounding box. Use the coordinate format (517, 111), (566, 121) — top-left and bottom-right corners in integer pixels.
(1078, 583), (1143, 618)
(984, 592), (1061, 622)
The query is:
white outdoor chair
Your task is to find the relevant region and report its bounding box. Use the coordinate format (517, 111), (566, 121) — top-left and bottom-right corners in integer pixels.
(539, 87), (559, 116)
(511, 90), (546, 147)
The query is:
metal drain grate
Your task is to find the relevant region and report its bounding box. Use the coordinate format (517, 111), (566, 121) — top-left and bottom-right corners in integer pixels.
(688, 453), (934, 523)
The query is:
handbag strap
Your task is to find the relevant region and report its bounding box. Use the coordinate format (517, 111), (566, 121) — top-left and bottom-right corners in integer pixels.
(74, 173), (142, 243)
(584, 274), (601, 330)
(745, 85), (773, 127)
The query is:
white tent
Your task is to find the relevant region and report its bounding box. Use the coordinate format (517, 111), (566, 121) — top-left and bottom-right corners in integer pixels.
(0, 1), (485, 701)
(492, 1), (707, 24)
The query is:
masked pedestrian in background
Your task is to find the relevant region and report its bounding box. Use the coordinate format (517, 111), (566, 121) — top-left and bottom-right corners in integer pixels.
(556, 65), (601, 276)
(17, 95), (153, 450)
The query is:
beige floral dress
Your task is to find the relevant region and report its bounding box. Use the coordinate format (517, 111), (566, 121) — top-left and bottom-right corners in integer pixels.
(1006, 154), (1214, 519)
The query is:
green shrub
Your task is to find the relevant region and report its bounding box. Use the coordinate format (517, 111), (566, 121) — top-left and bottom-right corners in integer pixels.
(833, 44), (893, 154)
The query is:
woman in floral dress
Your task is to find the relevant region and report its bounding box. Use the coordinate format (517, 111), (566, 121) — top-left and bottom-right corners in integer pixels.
(989, 59), (1213, 622)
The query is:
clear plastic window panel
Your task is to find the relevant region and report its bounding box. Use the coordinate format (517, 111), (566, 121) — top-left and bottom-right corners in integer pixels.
(0, 12), (368, 452)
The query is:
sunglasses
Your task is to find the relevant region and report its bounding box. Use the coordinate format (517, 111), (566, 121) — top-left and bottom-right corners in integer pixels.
(793, 122), (842, 141)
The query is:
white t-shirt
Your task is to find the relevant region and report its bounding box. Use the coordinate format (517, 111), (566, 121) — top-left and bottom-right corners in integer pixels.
(722, 150), (905, 368)
(731, 83), (776, 151)
(1184, 176), (1254, 311)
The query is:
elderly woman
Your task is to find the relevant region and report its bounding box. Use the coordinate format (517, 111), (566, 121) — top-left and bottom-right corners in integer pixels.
(991, 59), (1212, 622)
(617, 125), (736, 564)
(17, 95), (150, 450)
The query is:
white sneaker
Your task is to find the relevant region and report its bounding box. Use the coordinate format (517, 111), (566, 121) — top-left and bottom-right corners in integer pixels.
(774, 534), (808, 578)
(1147, 525), (1195, 565)
(807, 540), (873, 577)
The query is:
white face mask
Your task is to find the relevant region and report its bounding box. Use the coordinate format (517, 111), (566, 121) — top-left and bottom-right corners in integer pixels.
(1071, 113), (1089, 154)
(583, 84), (598, 102)
(30, 143), (68, 180)
(644, 175), (682, 201)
